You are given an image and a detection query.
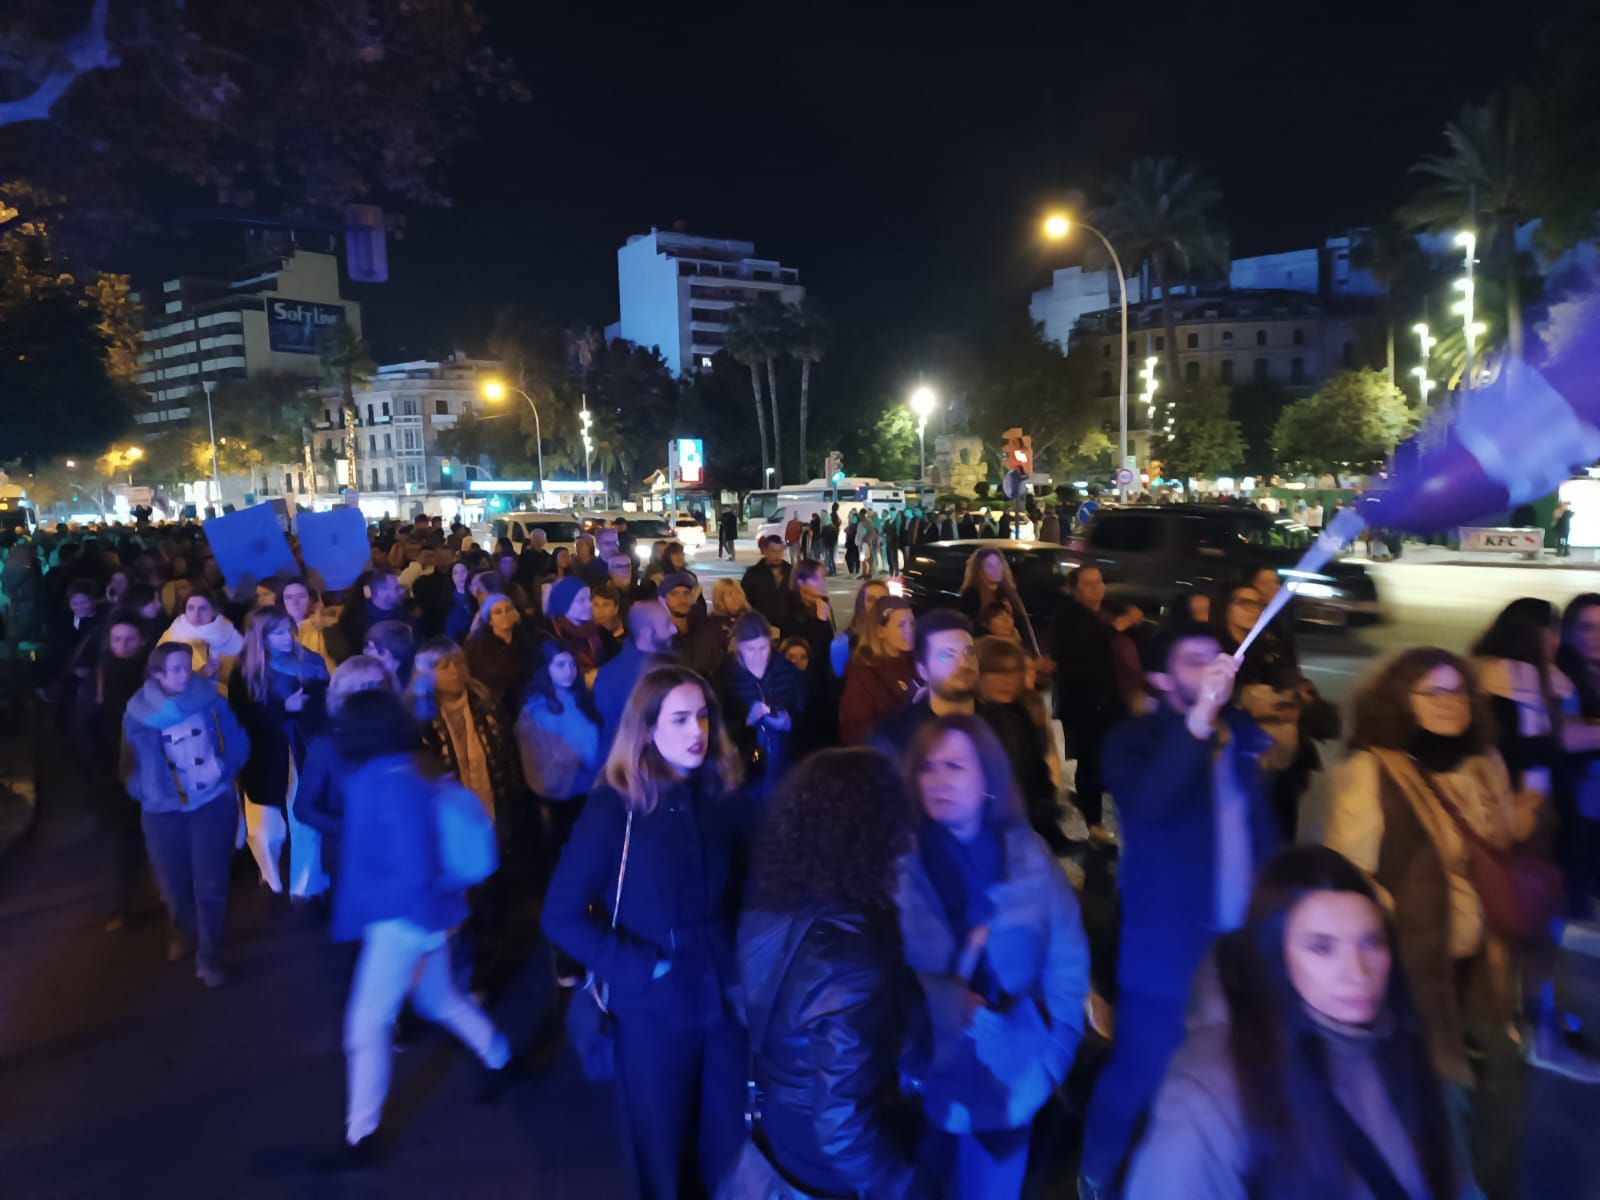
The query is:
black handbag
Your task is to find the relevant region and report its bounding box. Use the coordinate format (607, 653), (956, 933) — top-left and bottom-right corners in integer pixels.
(565, 810), (633, 1082)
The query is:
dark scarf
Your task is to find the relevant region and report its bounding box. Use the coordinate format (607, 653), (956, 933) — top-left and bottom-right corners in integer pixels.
(1409, 728), (1473, 774)
(919, 817), (1004, 999)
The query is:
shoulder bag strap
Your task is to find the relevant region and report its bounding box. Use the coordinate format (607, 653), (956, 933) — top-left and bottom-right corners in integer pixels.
(1327, 1095), (1414, 1200)
(1415, 766), (1491, 854)
(610, 810), (634, 929)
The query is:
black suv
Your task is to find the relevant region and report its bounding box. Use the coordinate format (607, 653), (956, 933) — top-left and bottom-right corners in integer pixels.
(1073, 504), (1380, 626)
(898, 539), (1079, 644)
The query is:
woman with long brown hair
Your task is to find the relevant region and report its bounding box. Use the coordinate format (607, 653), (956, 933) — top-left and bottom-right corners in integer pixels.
(1324, 647), (1545, 1198)
(229, 604), (330, 900)
(838, 595), (919, 745)
(542, 664), (748, 1200)
(958, 547), (1039, 656)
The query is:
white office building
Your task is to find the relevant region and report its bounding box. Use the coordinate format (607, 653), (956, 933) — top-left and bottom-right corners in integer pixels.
(610, 227), (803, 376)
(133, 239), (363, 428)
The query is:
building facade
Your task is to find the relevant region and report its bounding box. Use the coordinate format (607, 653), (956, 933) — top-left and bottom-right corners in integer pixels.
(611, 227), (803, 376)
(1029, 233), (1380, 350)
(132, 242), (363, 429)
(308, 355), (501, 518)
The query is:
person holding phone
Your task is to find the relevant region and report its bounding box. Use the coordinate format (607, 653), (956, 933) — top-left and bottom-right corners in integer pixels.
(230, 604), (331, 900)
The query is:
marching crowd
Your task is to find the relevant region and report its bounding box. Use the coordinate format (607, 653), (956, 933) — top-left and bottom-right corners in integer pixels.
(1, 509), (1594, 1200)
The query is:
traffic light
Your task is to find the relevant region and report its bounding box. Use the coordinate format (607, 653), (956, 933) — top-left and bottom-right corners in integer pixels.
(826, 450), (845, 486)
(440, 459), (453, 478)
(1000, 428), (1033, 473)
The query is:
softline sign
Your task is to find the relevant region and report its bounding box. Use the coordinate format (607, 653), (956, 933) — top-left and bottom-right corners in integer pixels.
(267, 299), (348, 354)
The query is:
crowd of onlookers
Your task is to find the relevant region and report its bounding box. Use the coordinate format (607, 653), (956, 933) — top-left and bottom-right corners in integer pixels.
(0, 509), (1593, 1199)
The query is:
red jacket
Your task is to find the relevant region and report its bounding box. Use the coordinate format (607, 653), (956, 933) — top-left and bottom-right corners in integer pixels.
(838, 654), (918, 745)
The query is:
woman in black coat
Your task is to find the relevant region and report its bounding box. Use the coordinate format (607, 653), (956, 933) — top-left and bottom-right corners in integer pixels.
(719, 612), (808, 804)
(778, 560), (839, 744)
(731, 748), (924, 1200)
(542, 664), (750, 1200)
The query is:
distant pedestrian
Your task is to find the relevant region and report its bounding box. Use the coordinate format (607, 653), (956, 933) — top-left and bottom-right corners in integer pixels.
(1306, 500), (1324, 530)
(1554, 501), (1574, 558)
(717, 507), (737, 560)
(121, 642), (250, 988)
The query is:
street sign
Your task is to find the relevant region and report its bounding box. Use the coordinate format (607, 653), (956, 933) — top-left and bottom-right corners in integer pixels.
(1115, 467), (1135, 487)
(676, 437), (704, 484)
(1123, 455), (1138, 471)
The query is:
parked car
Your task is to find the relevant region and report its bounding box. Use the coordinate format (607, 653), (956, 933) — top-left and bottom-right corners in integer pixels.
(898, 539), (1080, 647)
(472, 512), (583, 555)
(1071, 504), (1380, 626)
(667, 511), (708, 553)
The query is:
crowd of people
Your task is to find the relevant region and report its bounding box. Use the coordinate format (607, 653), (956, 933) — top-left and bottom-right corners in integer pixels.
(0, 508), (1592, 1200)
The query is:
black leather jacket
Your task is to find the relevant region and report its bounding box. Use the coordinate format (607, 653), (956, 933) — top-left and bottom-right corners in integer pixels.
(738, 903), (924, 1200)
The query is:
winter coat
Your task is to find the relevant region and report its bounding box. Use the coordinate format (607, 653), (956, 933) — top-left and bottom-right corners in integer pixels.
(894, 821), (1089, 1133)
(157, 612), (244, 680)
(1051, 598), (1122, 732)
(839, 655), (918, 746)
(1474, 655), (1568, 791)
(227, 653), (330, 808)
(75, 654), (148, 779)
(740, 560), (794, 628)
(330, 753), (471, 943)
(514, 693), (601, 801)
(443, 589), (476, 643)
(1127, 963), (1465, 1200)
(720, 654), (808, 796)
(418, 686), (524, 820)
(736, 903), (922, 1199)
(673, 608), (728, 682)
(1101, 706), (1281, 1000)
(464, 626), (539, 714)
(593, 641), (665, 763)
(293, 732), (356, 879)
(543, 779), (748, 1028)
(1323, 748), (1536, 1085)
(120, 675), (250, 815)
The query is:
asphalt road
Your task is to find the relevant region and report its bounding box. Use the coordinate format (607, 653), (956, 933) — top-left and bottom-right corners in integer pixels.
(2, 551), (1597, 1198)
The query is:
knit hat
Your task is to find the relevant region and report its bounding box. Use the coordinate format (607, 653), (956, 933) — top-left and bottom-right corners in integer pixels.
(547, 576), (587, 620)
(660, 570), (698, 596)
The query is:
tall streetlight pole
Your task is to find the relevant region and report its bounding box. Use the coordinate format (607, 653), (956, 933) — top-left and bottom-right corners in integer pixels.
(1045, 212), (1129, 501)
(480, 379), (545, 507)
(910, 385), (936, 484)
(1453, 231), (1482, 391)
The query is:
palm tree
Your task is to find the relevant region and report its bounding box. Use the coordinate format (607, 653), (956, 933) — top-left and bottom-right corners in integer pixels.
(1093, 156), (1229, 399)
(752, 293), (790, 481)
(1350, 221), (1428, 386)
(1400, 90), (1536, 361)
(316, 323), (374, 489)
(786, 298), (830, 482)
(725, 305), (772, 481)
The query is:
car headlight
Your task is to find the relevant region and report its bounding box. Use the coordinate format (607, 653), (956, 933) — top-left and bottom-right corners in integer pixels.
(1291, 581), (1337, 599)
(635, 544), (651, 560)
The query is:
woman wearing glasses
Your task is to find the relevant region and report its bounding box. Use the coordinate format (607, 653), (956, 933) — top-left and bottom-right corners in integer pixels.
(1323, 647), (1542, 1198)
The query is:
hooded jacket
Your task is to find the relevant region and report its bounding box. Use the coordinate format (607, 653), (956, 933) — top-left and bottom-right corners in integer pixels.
(157, 612), (245, 679)
(736, 904), (922, 1199)
(120, 675), (250, 814)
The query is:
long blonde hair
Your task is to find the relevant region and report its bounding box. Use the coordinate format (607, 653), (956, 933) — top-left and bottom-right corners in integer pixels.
(711, 578), (749, 619)
(239, 605), (311, 701)
(601, 664), (741, 813)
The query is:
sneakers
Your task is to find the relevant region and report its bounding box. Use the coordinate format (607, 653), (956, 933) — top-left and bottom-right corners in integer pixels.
(165, 931), (193, 963)
(195, 963), (227, 989)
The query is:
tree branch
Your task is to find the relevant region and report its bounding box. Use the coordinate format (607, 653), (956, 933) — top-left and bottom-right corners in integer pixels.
(0, 0), (121, 128)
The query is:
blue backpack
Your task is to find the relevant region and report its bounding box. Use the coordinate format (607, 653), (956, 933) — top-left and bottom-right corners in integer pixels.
(435, 782), (499, 889)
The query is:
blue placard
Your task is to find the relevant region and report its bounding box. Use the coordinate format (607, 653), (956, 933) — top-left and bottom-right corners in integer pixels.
(297, 506), (371, 592)
(204, 503), (298, 592)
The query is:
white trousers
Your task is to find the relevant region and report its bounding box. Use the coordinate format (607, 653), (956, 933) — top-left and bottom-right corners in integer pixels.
(343, 918), (508, 1145)
(244, 753), (325, 896)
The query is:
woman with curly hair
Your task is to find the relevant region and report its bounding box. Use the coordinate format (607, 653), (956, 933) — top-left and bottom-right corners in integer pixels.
(1323, 646), (1544, 1197)
(542, 664), (749, 1200)
(731, 748), (925, 1199)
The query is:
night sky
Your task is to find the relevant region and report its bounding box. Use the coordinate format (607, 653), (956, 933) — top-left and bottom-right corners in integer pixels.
(161, 1), (1572, 362)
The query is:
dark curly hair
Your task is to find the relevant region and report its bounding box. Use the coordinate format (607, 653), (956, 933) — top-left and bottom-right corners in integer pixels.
(1348, 647), (1494, 754)
(751, 748), (915, 913)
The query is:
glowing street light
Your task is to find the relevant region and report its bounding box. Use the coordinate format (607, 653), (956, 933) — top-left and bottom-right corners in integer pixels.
(1412, 323), (1436, 406)
(1045, 209), (1130, 499)
(1454, 230), (1478, 389)
(909, 385), (936, 481)
(479, 378), (544, 505)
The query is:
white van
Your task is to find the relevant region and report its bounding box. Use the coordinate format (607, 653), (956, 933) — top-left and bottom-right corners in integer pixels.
(471, 512), (584, 555)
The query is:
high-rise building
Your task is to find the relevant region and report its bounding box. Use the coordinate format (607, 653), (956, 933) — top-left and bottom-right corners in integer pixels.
(132, 239), (363, 429)
(610, 227), (803, 376)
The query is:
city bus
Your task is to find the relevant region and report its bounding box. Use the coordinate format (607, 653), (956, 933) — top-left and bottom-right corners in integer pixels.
(745, 478), (908, 538)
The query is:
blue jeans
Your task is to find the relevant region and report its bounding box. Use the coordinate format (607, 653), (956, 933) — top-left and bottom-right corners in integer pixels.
(1079, 989), (1188, 1192)
(140, 795), (237, 968)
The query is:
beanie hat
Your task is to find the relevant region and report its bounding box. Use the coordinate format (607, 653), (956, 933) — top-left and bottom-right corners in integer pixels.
(547, 576), (587, 620)
(660, 570), (698, 596)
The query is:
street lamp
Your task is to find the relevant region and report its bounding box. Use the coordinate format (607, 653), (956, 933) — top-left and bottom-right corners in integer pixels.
(580, 398), (594, 489)
(479, 379), (545, 507)
(1412, 322), (1436, 406)
(1045, 211), (1130, 500)
(1452, 231), (1485, 390)
(123, 445), (144, 485)
(910, 385), (936, 482)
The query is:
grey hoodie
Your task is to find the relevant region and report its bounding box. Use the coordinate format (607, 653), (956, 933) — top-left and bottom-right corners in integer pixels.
(121, 675), (250, 814)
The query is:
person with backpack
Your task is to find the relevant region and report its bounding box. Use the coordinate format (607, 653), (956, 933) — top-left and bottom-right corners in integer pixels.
(325, 688), (512, 1169)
